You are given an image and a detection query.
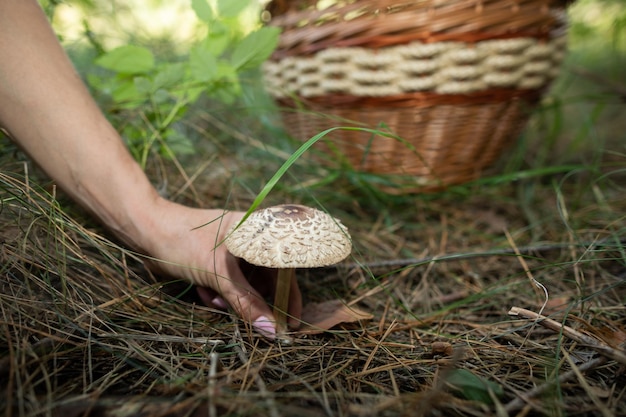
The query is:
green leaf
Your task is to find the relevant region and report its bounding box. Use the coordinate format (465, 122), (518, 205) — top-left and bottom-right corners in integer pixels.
(212, 61), (240, 103)
(133, 76), (152, 95)
(95, 45), (154, 74)
(191, 0), (213, 22)
(216, 61), (237, 82)
(86, 73), (105, 91)
(445, 369), (503, 405)
(212, 86), (236, 104)
(217, 0), (249, 17)
(189, 45), (218, 82)
(231, 27), (280, 71)
(161, 129), (196, 157)
(111, 79), (143, 107)
(204, 23), (230, 56)
(184, 85), (205, 103)
(153, 63), (185, 91)
(152, 89), (171, 105)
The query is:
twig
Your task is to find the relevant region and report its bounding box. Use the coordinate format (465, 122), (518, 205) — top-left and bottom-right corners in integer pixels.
(208, 352), (219, 417)
(508, 306), (626, 365)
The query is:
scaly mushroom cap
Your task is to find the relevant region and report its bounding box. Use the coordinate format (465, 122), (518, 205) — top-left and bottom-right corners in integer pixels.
(225, 204), (352, 268)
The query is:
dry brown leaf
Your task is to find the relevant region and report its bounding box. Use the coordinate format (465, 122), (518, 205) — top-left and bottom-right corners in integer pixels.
(298, 299), (373, 334)
(596, 325), (626, 349)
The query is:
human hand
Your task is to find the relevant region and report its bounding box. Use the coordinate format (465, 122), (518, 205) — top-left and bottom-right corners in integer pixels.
(139, 198), (302, 339)
(0, 0), (302, 340)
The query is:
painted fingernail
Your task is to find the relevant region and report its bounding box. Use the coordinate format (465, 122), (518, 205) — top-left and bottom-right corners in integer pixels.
(252, 315), (276, 339)
(211, 296), (229, 310)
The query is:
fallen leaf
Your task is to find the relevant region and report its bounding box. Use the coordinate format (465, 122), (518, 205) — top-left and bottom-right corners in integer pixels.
(298, 300), (373, 334)
(596, 324), (626, 349)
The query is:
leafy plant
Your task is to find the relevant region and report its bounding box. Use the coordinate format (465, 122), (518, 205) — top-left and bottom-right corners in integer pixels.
(86, 0), (279, 167)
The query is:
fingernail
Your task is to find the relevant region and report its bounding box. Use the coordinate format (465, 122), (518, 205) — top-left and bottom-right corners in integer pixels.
(211, 296), (229, 310)
(252, 315), (276, 339)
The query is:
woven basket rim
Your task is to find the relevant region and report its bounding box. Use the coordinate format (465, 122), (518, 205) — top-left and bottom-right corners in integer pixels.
(266, 0), (571, 58)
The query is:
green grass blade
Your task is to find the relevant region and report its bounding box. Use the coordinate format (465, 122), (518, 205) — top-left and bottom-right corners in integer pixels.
(236, 126), (401, 224)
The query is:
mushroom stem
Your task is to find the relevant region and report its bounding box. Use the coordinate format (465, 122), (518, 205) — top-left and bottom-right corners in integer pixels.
(273, 268), (294, 334)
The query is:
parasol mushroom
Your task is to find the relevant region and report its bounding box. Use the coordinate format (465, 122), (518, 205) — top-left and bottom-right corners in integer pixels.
(224, 204), (352, 337)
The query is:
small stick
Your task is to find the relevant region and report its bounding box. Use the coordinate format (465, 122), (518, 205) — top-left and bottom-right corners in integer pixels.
(208, 352), (219, 417)
(508, 306), (626, 365)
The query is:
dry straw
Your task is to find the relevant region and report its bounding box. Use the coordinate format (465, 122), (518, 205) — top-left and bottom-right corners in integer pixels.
(263, 0), (572, 192)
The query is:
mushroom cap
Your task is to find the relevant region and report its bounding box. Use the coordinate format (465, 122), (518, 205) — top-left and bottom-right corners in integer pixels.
(224, 204), (352, 268)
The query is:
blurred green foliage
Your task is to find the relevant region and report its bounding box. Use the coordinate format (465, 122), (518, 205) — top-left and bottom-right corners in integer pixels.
(91, 0), (277, 167)
(40, 0), (278, 168)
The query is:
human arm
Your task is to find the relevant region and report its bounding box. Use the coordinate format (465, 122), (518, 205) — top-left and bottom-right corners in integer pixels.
(0, 0), (302, 337)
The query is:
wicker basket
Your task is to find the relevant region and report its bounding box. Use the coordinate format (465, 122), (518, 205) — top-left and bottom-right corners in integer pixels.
(263, 0), (571, 192)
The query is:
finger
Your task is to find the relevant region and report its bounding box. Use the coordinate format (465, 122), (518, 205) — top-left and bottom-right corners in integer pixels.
(196, 287), (229, 310)
(219, 255), (277, 339)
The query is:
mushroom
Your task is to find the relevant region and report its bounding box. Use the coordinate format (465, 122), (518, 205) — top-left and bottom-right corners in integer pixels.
(225, 204), (352, 336)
